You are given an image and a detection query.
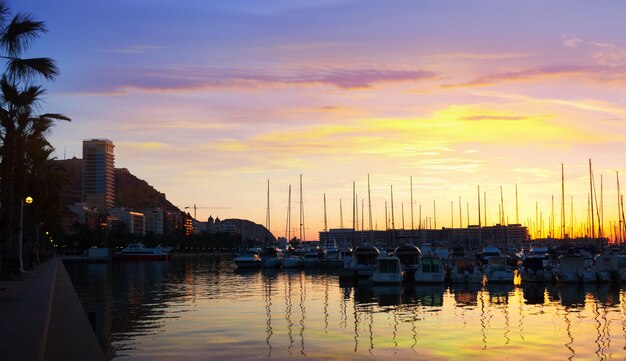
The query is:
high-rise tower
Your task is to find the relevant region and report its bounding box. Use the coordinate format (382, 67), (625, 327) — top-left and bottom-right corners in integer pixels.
(82, 139), (115, 209)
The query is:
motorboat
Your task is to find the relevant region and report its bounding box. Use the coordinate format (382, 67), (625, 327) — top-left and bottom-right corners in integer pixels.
(393, 244), (421, 281)
(261, 247), (283, 268)
(348, 244), (380, 278)
(371, 255), (403, 284)
(519, 256), (552, 283)
(112, 243), (170, 261)
(451, 256), (483, 284)
(281, 249), (302, 268)
(233, 247), (262, 269)
(483, 256), (514, 283)
(414, 254), (446, 284)
(594, 254), (613, 283)
(302, 247), (326, 267)
(555, 254), (595, 283)
(322, 238), (343, 268)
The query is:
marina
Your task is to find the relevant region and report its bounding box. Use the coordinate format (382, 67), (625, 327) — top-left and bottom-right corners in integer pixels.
(66, 255), (626, 361)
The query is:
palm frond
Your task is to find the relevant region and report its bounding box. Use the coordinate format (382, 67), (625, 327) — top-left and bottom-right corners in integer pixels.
(39, 113), (71, 122)
(0, 12), (46, 57)
(0, 2), (10, 26)
(7, 57), (58, 80)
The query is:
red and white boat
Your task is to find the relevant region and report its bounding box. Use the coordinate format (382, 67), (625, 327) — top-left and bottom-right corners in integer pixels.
(113, 243), (171, 261)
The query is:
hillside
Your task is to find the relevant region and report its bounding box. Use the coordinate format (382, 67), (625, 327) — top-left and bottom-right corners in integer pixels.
(223, 218), (276, 244)
(55, 158), (179, 212)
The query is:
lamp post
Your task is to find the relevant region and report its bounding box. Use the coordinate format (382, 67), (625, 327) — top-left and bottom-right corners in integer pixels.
(18, 196), (33, 273)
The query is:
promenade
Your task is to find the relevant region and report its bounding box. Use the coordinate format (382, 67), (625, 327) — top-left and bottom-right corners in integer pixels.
(0, 257), (106, 361)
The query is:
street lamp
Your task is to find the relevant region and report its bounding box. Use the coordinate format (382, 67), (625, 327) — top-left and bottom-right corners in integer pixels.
(18, 196), (33, 273)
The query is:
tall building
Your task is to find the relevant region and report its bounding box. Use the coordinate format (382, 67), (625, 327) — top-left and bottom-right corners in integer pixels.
(82, 139), (115, 209)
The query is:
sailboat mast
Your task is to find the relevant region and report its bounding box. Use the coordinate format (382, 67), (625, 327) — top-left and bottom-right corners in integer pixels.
(340, 199), (344, 228)
(410, 176), (414, 230)
(368, 174), (373, 231)
(515, 184), (519, 224)
(561, 164), (565, 238)
(618, 172), (622, 244)
(500, 186), (505, 225)
(299, 174), (304, 243)
(286, 185), (291, 241)
(433, 200), (437, 230)
(391, 185), (395, 231)
(451, 201), (454, 228)
(458, 196), (462, 228)
(589, 159), (595, 239)
(266, 179), (270, 244)
(323, 193), (328, 232)
(478, 185), (481, 228)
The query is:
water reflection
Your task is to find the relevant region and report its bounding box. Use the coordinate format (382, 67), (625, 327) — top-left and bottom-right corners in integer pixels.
(65, 256), (626, 361)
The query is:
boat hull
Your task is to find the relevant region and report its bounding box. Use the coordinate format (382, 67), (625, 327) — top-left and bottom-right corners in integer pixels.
(112, 254), (169, 261)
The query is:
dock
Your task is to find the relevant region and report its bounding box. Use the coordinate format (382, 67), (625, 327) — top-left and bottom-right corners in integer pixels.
(0, 257), (107, 361)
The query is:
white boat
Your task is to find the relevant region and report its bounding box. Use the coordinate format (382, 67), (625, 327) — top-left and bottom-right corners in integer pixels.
(451, 256), (483, 284)
(614, 255), (626, 282)
(261, 247), (283, 268)
(322, 238), (343, 268)
(113, 243), (170, 261)
(478, 246), (501, 266)
(302, 247), (325, 267)
(281, 248), (302, 268)
(371, 255), (403, 284)
(555, 254), (595, 283)
(233, 247), (262, 269)
(394, 244), (421, 281)
(414, 255), (446, 284)
(348, 244), (380, 278)
(483, 255), (514, 283)
(519, 256), (552, 283)
(594, 254), (613, 282)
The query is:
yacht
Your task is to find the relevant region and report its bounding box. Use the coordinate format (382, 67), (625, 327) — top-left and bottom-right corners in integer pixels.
(302, 247), (325, 267)
(414, 245), (445, 284)
(371, 255), (403, 284)
(322, 238), (343, 268)
(348, 244), (380, 278)
(555, 254), (595, 283)
(393, 244), (421, 281)
(112, 243), (170, 261)
(233, 247), (263, 269)
(483, 255), (514, 283)
(281, 248), (302, 268)
(451, 256), (483, 284)
(261, 247), (283, 268)
(519, 256), (552, 283)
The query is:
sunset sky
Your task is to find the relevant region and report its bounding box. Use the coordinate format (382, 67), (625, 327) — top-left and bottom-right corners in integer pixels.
(21, 0), (626, 240)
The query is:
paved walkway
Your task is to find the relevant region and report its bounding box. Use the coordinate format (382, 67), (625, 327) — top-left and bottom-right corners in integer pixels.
(0, 258), (106, 361)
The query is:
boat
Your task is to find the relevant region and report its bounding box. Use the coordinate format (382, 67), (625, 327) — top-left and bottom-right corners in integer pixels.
(483, 255), (515, 283)
(371, 255), (403, 284)
(478, 246), (501, 266)
(554, 254), (595, 283)
(393, 244), (421, 281)
(281, 252), (302, 268)
(413, 245), (445, 284)
(233, 247), (263, 269)
(302, 246), (325, 267)
(261, 247), (283, 268)
(451, 256), (483, 284)
(594, 254), (613, 282)
(112, 243), (170, 261)
(322, 238), (343, 268)
(518, 256), (552, 283)
(347, 244), (380, 278)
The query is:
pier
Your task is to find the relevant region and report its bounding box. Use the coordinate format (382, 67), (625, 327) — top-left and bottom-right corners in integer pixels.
(0, 258), (106, 361)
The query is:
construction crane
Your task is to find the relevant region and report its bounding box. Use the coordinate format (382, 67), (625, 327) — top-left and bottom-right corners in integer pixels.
(184, 204), (230, 220)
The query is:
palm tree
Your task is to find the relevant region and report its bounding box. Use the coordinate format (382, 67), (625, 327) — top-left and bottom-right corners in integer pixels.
(0, 1), (66, 269)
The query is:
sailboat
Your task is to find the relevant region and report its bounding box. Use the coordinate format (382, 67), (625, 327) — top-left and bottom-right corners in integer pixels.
(282, 184), (302, 268)
(262, 180), (283, 268)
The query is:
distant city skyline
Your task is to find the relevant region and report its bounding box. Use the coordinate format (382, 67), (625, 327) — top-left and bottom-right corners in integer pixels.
(21, 0), (626, 240)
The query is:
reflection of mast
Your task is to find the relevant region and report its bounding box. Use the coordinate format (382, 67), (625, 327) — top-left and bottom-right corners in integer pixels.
(563, 309), (575, 361)
(298, 272), (306, 357)
(284, 273), (294, 355)
(264, 274), (273, 358)
(323, 277), (329, 334)
(353, 288), (359, 352)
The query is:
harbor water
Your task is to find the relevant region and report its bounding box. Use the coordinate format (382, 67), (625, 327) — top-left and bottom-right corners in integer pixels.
(65, 256), (626, 360)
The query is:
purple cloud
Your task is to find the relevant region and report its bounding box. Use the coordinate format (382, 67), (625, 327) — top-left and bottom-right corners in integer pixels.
(83, 66), (437, 93)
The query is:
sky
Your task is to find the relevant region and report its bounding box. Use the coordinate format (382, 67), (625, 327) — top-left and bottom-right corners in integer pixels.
(15, 0), (626, 240)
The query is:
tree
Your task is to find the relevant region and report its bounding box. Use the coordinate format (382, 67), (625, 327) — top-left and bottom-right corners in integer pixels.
(0, 1), (67, 270)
